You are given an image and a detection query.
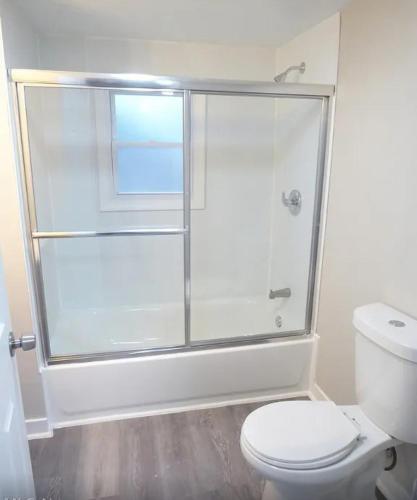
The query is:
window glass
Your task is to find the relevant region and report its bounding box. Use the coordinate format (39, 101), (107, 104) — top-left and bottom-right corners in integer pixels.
(112, 92), (184, 195)
(113, 93), (183, 143)
(116, 147), (183, 194)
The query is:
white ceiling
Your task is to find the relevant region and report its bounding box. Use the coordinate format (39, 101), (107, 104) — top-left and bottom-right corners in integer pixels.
(15, 0), (348, 46)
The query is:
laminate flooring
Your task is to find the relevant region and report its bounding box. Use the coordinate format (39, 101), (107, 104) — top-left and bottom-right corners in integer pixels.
(30, 401), (271, 500)
(29, 398), (386, 500)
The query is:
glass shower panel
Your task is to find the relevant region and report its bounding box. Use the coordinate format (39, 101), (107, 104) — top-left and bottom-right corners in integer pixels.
(22, 85), (187, 358)
(190, 93), (323, 342)
(39, 235), (185, 356)
(23, 86), (184, 232)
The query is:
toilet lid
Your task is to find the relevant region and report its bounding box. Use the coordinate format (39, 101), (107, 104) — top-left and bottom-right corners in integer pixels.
(242, 401), (361, 470)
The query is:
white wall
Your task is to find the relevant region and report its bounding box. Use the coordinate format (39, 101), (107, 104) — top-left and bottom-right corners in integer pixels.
(0, 0), (38, 68)
(191, 94), (274, 303)
(0, 1), (47, 423)
(38, 34), (276, 81)
(315, 0), (417, 496)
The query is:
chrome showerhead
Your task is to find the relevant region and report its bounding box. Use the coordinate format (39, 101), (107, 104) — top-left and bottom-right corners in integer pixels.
(274, 62), (306, 83)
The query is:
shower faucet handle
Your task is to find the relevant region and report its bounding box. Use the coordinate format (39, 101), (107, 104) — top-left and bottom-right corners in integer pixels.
(282, 190), (302, 214)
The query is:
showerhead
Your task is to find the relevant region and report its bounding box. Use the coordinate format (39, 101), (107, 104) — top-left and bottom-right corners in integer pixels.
(274, 62), (306, 83)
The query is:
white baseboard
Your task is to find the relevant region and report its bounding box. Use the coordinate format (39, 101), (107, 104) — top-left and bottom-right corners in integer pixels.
(52, 389), (310, 430)
(308, 383), (331, 401)
(27, 388), (316, 437)
(26, 417), (53, 440)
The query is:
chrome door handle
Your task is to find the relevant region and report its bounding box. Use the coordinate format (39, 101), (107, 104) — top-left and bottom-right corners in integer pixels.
(9, 332), (36, 356)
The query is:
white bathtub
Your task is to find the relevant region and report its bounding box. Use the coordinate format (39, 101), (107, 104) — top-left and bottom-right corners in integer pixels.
(42, 335), (314, 428)
(42, 296), (312, 428)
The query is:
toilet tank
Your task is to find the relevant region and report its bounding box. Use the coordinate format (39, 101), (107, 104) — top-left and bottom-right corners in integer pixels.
(354, 303), (417, 443)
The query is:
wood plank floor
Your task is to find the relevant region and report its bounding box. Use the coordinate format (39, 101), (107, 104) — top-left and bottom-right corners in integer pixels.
(30, 401), (273, 500)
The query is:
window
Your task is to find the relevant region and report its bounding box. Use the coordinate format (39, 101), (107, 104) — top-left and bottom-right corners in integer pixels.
(112, 93), (183, 195)
(95, 90), (205, 212)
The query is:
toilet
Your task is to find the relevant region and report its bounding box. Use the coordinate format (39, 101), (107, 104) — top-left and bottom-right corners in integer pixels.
(241, 303), (417, 500)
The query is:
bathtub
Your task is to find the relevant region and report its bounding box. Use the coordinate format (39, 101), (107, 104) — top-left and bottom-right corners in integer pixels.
(41, 295), (313, 428)
(42, 336), (314, 428)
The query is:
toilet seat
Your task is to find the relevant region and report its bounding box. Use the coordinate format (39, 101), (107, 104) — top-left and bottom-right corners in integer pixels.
(241, 404), (396, 495)
(241, 401), (361, 470)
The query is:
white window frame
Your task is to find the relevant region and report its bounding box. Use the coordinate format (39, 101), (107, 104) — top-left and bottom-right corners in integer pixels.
(95, 89), (206, 212)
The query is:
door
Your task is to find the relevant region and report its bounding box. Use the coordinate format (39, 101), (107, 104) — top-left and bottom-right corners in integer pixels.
(0, 256), (35, 498)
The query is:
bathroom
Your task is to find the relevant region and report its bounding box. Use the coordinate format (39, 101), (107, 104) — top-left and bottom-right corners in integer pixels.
(1, 0), (417, 498)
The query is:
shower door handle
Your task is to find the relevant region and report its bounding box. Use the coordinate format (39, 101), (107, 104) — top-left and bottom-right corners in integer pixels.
(9, 332), (36, 356)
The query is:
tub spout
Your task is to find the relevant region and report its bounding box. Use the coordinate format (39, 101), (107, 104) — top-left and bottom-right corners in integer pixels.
(269, 288), (291, 299)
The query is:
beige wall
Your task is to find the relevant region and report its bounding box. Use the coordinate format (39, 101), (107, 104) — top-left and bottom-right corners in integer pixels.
(317, 0), (417, 404)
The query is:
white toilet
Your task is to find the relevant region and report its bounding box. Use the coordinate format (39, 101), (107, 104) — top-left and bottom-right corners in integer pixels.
(241, 303), (417, 500)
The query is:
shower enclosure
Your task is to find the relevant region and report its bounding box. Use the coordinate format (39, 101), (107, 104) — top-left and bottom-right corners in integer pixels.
(12, 70), (332, 364)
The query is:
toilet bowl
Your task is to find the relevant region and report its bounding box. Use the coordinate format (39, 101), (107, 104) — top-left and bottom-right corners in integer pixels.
(241, 303), (417, 500)
(241, 401), (396, 500)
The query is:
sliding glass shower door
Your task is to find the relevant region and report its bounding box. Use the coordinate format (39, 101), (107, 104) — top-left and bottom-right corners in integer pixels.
(189, 93), (324, 343)
(14, 70), (331, 363)
(22, 86), (187, 358)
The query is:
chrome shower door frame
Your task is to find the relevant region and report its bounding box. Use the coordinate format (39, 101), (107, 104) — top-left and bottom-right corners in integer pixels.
(11, 70), (334, 365)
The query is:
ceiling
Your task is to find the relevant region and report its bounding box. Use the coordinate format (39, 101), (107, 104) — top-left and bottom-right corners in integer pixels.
(16, 0), (349, 46)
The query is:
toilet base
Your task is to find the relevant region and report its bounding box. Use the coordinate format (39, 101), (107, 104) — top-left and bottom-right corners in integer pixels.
(260, 452), (386, 500)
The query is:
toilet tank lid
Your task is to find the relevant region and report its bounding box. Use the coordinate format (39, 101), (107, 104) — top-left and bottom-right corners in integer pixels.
(354, 303), (417, 362)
